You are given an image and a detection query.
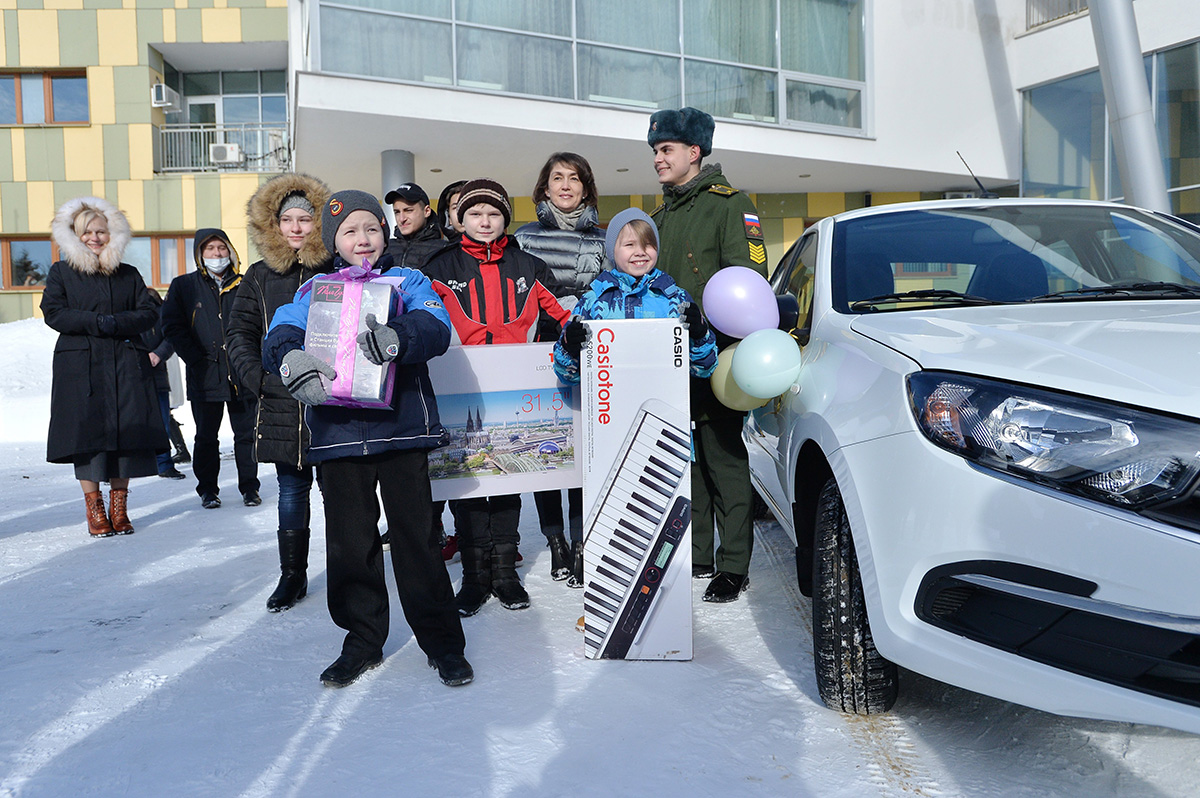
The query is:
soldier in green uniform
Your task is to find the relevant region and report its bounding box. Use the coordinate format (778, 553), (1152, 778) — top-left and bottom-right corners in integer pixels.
(648, 107), (768, 603)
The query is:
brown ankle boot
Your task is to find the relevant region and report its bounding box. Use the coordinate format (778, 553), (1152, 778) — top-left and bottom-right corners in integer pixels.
(85, 490), (115, 537)
(109, 488), (134, 535)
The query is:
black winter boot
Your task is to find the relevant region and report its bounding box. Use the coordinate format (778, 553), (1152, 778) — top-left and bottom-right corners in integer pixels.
(169, 414), (191, 464)
(455, 545), (492, 617)
(491, 543), (531, 610)
(566, 540), (585, 589)
(548, 533), (571, 581)
(267, 529), (309, 612)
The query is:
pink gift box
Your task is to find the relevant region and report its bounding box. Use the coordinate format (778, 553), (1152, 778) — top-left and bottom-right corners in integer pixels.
(304, 272), (400, 409)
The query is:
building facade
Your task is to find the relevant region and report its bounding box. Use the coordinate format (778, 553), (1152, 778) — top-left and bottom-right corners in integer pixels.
(4, 1), (1200, 319)
(0, 0), (288, 322)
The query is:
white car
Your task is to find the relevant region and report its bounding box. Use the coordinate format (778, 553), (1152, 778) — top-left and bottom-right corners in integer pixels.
(743, 198), (1200, 734)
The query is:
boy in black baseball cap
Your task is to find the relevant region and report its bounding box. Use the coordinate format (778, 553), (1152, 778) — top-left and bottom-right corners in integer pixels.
(384, 182), (444, 270)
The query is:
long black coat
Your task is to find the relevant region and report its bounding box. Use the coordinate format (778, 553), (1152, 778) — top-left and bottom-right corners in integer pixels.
(42, 261), (169, 463)
(161, 267), (248, 403)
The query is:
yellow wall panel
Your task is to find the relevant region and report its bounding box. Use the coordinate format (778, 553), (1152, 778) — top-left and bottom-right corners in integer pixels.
(807, 193), (846, 219)
(26, 182), (56, 233)
(162, 9), (175, 44)
(213, 0), (227, 7)
(123, 0), (137, 8)
(117, 179), (144, 230)
(218, 173), (259, 257)
(17, 11), (60, 68)
(97, 10), (139, 67)
(63, 125), (105, 181)
(92, 180), (106, 198)
(782, 216), (808, 243)
(127, 123), (154, 179)
(88, 67), (116, 126)
(870, 192), (922, 207)
(11, 128), (25, 183)
(44, 0), (85, 9)
(201, 8), (241, 43)
(180, 174), (196, 229)
(265, 0), (287, 7)
(0, 16), (6, 63)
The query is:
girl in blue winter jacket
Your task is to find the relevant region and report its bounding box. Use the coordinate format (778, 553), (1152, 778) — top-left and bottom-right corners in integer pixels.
(554, 207), (717, 387)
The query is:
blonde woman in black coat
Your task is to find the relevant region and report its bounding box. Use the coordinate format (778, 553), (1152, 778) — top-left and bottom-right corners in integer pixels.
(227, 173), (332, 611)
(42, 197), (168, 537)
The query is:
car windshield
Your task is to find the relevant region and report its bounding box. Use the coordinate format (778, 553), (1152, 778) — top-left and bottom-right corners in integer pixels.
(832, 204), (1200, 313)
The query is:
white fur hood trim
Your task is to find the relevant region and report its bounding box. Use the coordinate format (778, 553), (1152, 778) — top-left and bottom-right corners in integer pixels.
(50, 196), (133, 276)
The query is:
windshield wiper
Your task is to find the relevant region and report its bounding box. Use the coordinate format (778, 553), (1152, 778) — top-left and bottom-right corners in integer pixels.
(1030, 281), (1200, 301)
(850, 289), (998, 311)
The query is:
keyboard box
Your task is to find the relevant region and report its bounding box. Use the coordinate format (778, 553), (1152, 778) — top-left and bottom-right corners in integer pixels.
(580, 318), (692, 661)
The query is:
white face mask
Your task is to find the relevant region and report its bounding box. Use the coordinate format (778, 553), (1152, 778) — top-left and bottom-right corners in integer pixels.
(203, 256), (231, 275)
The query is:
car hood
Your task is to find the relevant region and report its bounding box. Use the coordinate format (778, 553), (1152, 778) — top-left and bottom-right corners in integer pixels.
(849, 302), (1200, 418)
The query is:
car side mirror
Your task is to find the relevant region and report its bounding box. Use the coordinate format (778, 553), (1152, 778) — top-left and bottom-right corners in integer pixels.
(776, 293), (800, 330)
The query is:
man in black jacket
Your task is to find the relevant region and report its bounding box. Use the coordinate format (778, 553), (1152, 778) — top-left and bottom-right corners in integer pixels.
(384, 183), (444, 270)
(162, 228), (260, 509)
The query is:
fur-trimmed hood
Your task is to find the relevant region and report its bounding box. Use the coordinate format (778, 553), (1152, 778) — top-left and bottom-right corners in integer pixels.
(50, 196), (133, 276)
(246, 173), (332, 275)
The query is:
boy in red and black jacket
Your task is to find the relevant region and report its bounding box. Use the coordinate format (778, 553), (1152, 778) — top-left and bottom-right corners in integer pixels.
(424, 178), (571, 616)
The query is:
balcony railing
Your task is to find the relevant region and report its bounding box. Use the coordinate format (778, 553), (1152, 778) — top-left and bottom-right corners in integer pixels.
(155, 123), (290, 173)
(1027, 0), (1087, 30)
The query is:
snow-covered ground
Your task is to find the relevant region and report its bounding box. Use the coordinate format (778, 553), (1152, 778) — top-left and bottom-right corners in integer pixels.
(1, 316), (1197, 798)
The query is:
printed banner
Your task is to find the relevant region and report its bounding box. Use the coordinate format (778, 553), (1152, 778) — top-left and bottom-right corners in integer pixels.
(427, 342), (581, 502)
(580, 318), (693, 661)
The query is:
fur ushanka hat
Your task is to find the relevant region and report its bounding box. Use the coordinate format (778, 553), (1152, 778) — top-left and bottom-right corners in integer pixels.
(647, 107), (715, 157)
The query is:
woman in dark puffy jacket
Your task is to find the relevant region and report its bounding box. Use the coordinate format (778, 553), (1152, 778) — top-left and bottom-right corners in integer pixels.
(513, 152), (605, 585)
(226, 173), (333, 612)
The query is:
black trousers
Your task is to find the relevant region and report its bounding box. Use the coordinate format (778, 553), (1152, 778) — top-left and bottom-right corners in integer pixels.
(320, 450), (465, 660)
(455, 493), (522, 550)
(533, 487), (583, 543)
(191, 398), (259, 497)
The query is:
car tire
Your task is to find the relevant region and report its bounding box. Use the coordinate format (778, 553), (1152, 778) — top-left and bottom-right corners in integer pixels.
(812, 475), (898, 714)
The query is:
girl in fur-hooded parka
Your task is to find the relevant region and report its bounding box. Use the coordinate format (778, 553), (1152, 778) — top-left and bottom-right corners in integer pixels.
(42, 196), (169, 538)
(226, 172), (333, 612)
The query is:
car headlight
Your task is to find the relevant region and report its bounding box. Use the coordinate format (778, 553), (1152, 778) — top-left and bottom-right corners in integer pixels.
(907, 372), (1200, 509)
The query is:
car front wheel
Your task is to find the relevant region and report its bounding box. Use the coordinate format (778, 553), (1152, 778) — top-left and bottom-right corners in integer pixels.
(812, 475), (898, 714)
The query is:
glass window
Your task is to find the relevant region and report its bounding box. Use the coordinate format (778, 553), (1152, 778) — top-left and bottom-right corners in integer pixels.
(157, 239), (180, 285)
(685, 61), (776, 122)
(125, 237), (154, 286)
(786, 79), (860, 128)
(1171, 188), (1200, 226)
(223, 96), (259, 124)
(0, 77), (14, 124)
(330, 0), (448, 14)
(577, 0), (678, 53)
(10, 240), (52, 287)
(261, 70), (287, 94)
(579, 45), (680, 110)
(20, 75), (44, 124)
(221, 71), (259, 95)
(684, 0), (775, 68)
(50, 75), (88, 122)
(261, 95), (286, 124)
(782, 0), (865, 81)
(321, 9), (453, 84)
(457, 28), (572, 99)
(457, 0), (571, 37)
(1157, 43), (1200, 191)
(1022, 70), (1105, 199)
(184, 72), (220, 96)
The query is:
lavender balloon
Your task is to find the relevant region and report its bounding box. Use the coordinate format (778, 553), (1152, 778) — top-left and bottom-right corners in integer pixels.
(702, 266), (779, 339)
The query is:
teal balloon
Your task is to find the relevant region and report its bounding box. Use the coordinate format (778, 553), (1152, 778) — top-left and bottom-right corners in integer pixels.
(730, 329), (802, 399)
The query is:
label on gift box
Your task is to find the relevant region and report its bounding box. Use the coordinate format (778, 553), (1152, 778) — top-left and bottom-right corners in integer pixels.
(304, 276), (398, 408)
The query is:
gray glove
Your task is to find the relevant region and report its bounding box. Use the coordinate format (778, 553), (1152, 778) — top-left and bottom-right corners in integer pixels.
(356, 314), (402, 365)
(279, 349), (335, 405)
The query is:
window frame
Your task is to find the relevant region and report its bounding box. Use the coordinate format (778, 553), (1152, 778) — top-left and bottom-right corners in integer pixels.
(0, 70), (89, 126)
(1, 234), (192, 290)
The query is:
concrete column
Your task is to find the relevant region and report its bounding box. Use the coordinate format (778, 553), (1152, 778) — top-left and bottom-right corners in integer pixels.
(381, 149), (415, 231)
(1089, 0), (1171, 213)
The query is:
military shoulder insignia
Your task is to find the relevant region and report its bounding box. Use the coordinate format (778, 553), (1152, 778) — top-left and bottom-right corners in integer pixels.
(708, 184), (738, 197)
(749, 242), (766, 265)
(743, 212), (763, 241)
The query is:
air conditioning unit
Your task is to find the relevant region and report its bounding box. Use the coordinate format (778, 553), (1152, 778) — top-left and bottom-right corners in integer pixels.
(150, 83), (181, 111)
(942, 190), (978, 200)
(209, 143), (243, 165)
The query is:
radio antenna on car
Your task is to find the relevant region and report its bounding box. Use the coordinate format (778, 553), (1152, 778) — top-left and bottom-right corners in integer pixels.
(957, 151), (999, 198)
